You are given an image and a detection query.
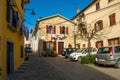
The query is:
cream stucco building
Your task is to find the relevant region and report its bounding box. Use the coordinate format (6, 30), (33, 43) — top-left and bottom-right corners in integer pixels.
(31, 14), (80, 55)
(72, 0), (120, 48)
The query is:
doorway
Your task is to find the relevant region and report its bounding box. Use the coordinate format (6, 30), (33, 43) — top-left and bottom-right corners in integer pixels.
(6, 41), (14, 74)
(58, 42), (64, 55)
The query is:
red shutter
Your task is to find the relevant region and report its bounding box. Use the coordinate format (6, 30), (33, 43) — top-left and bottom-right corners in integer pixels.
(112, 13), (116, 25)
(46, 25), (48, 33)
(54, 26), (56, 34)
(43, 41), (46, 51)
(53, 41), (56, 51)
(66, 27), (68, 34)
(100, 20), (103, 29)
(60, 26), (62, 34)
(101, 41), (103, 47)
(95, 42), (98, 48)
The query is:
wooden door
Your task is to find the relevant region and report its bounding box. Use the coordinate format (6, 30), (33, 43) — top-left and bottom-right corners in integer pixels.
(58, 42), (64, 55)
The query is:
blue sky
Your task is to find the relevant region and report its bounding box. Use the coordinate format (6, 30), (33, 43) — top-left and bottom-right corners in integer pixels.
(24, 0), (93, 31)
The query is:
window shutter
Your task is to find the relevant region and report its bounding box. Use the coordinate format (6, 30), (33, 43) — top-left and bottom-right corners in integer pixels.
(101, 41), (103, 47)
(95, 42), (98, 48)
(96, 2), (100, 10)
(112, 13), (116, 25)
(46, 25), (48, 33)
(109, 13), (116, 26)
(100, 20), (103, 29)
(66, 27), (68, 34)
(6, 0), (10, 22)
(54, 26), (56, 34)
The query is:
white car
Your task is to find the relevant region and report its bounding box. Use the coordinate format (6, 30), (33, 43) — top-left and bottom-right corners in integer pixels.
(70, 48), (97, 61)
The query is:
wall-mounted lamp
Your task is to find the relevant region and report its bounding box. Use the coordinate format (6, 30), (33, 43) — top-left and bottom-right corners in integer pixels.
(24, 9), (36, 15)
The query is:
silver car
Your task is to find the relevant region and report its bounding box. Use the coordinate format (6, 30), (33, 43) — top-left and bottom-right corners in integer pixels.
(95, 45), (120, 68)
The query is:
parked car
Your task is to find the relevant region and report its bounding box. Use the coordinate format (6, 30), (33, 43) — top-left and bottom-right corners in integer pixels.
(95, 45), (120, 68)
(63, 48), (76, 58)
(70, 47), (97, 61)
(25, 47), (32, 53)
(62, 48), (67, 56)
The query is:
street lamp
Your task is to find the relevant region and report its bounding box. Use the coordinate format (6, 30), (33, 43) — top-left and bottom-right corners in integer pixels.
(24, 9), (36, 15)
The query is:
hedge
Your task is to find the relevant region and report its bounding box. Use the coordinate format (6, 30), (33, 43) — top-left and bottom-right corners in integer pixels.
(41, 50), (57, 57)
(78, 54), (96, 64)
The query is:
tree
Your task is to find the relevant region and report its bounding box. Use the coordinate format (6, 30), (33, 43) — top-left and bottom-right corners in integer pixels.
(77, 21), (109, 54)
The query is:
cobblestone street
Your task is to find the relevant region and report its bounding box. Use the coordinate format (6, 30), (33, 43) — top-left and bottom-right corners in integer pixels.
(7, 54), (70, 80)
(7, 54), (119, 80)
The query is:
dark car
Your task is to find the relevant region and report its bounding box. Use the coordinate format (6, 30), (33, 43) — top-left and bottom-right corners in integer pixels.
(25, 47), (32, 53)
(64, 48), (76, 58)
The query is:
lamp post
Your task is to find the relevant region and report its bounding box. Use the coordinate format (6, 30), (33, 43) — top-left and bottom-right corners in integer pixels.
(24, 9), (36, 15)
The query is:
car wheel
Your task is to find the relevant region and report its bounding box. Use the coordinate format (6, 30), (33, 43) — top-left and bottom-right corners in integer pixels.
(114, 59), (120, 68)
(78, 56), (81, 63)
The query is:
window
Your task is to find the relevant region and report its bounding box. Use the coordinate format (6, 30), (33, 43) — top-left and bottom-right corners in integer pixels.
(81, 28), (87, 36)
(20, 46), (23, 58)
(108, 38), (119, 46)
(94, 20), (103, 32)
(46, 25), (56, 34)
(96, 2), (100, 10)
(6, 0), (18, 29)
(82, 44), (86, 48)
(96, 41), (103, 48)
(109, 13), (116, 26)
(60, 26), (68, 34)
(21, 0), (24, 9)
(108, 0), (113, 3)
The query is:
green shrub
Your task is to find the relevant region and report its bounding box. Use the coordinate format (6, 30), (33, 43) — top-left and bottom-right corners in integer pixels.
(41, 50), (57, 57)
(80, 54), (96, 64)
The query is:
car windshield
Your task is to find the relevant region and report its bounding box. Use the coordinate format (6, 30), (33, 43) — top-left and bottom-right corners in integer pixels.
(97, 47), (110, 54)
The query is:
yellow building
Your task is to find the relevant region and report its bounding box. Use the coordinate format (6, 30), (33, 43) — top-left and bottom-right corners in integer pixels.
(0, 0), (29, 80)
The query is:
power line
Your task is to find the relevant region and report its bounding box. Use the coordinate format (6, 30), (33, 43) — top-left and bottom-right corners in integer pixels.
(24, 19), (35, 26)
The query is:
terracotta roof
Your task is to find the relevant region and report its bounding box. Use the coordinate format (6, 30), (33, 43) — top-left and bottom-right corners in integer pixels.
(37, 14), (75, 24)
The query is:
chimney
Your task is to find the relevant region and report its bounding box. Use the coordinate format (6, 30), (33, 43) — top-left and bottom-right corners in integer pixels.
(76, 7), (80, 14)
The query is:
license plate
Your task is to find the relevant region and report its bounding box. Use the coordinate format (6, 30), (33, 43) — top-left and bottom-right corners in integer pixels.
(99, 59), (105, 61)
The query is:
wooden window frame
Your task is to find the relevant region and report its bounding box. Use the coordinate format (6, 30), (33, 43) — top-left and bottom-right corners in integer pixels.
(95, 20), (103, 32)
(96, 41), (103, 48)
(108, 0), (113, 3)
(108, 38), (119, 46)
(96, 2), (100, 10)
(109, 13), (116, 26)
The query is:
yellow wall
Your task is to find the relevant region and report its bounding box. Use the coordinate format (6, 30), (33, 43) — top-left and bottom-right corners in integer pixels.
(1, 0), (27, 80)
